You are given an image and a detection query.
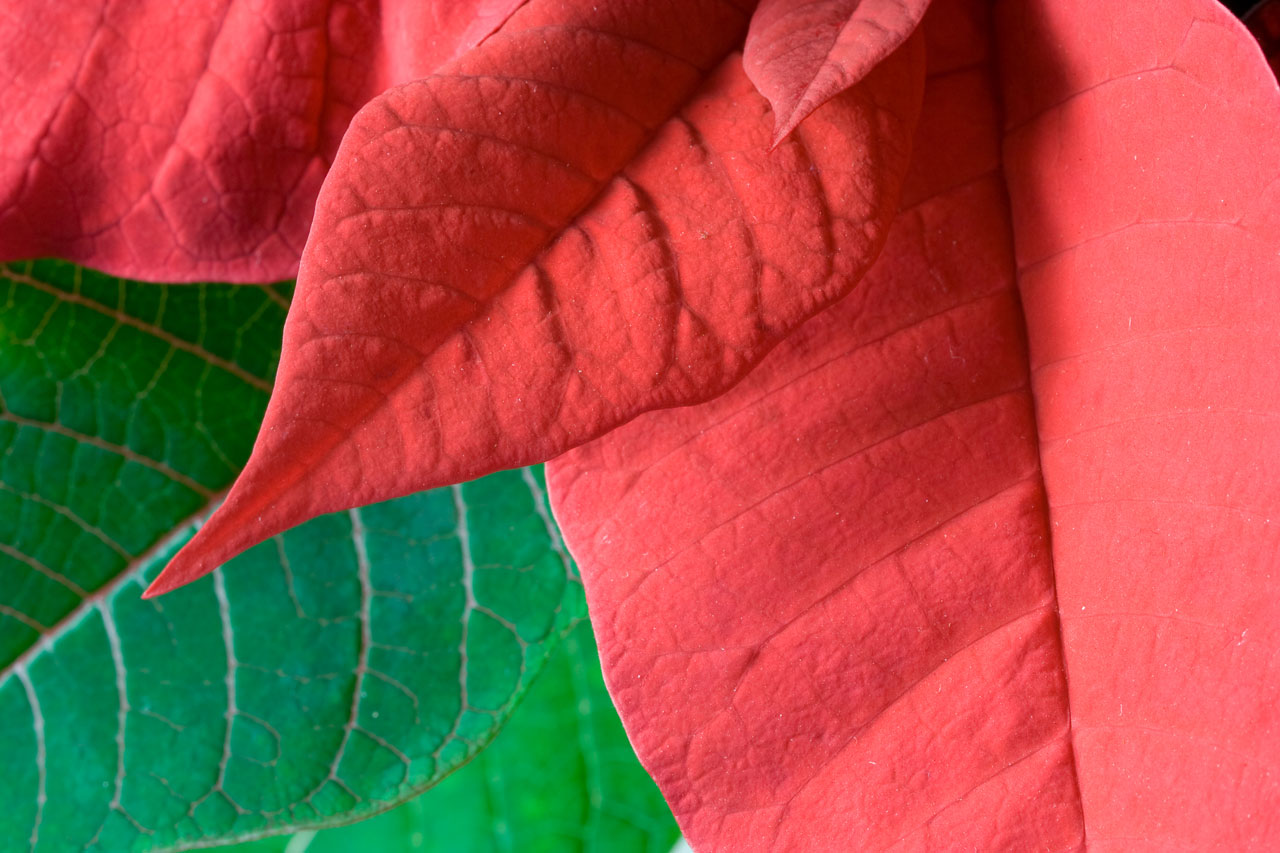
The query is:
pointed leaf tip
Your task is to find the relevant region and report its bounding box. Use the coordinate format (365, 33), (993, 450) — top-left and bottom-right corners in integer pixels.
(167, 0), (926, 581)
(146, 463), (314, 595)
(140, 575), (172, 600)
(746, 0), (932, 142)
(145, 542), (218, 598)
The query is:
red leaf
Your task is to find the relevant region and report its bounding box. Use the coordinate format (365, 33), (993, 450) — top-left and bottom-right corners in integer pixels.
(1001, 0), (1280, 844)
(548, 0), (1280, 849)
(144, 0), (925, 596)
(745, 0), (932, 144)
(0, 0), (524, 282)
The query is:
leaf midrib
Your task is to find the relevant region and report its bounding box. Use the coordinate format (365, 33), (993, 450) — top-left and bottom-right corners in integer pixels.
(0, 491), (225, 688)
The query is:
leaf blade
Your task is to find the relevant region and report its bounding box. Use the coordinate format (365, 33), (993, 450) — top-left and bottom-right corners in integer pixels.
(998, 0), (1280, 844)
(150, 0), (925, 596)
(548, 8), (1084, 845)
(0, 261), (579, 851)
(0, 0), (524, 283)
(744, 0), (933, 143)
(548, 0), (1280, 847)
(275, 619), (679, 853)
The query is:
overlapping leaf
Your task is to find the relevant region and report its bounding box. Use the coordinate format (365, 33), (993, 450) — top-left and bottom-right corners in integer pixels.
(0, 0), (523, 283)
(0, 261), (578, 851)
(744, 0), (933, 143)
(5, 0), (1276, 849)
(999, 0), (1280, 842)
(550, 8), (1076, 847)
(148, 0), (926, 596)
(548, 0), (1280, 848)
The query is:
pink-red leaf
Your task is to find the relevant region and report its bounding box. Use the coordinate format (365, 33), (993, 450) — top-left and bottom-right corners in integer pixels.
(144, 0), (924, 596)
(744, 0), (932, 144)
(550, 7), (1079, 848)
(1000, 0), (1280, 844)
(0, 0), (524, 282)
(548, 0), (1280, 849)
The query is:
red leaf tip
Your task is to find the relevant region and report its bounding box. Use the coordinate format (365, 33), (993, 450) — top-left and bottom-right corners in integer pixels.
(144, 528), (237, 598)
(143, 458), (321, 596)
(745, 0), (932, 144)
(141, 573), (182, 600)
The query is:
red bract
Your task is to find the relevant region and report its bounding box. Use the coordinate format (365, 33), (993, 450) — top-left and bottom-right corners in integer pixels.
(0, 0), (524, 282)
(549, 0), (1280, 849)
(5, 0), (1277, 847)
(145, 0), (924, 595)
(745, 0), (932, 144)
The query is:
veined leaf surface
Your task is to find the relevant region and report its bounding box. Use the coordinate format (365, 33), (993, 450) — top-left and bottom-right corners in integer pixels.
(246, 621), (679, 853)
(0, 260), (578, 851)
(149, 0), (925, 596)
(548, 0), (1280, 849)
(0, 0), (524, 283)
(744, 0), (933, 143)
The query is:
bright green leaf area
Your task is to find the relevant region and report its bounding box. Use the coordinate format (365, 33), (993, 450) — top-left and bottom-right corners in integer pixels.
(235, 622), (680, 853)
(0, 261), (596, 851)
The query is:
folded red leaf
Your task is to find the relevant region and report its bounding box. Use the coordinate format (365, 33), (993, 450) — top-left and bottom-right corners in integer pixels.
(745, 0), (932, 144)
(1001, 0), (1280, 845)
(144, 0), (925, 596)
(0, 0), (524, 282)
(548, 0), (1280, 848)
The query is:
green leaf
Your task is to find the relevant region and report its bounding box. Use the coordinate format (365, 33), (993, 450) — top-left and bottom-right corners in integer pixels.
(0, 260), (580, 851)
(269, 620), (680, 853)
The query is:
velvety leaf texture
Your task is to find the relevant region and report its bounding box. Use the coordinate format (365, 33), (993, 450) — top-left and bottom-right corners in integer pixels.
(148, 0), (925, 596)
(745, 0), (933, 143)
(548, 0), (1280, 849)
(0, 261), (578, 851)
(0, 0), (524, 283)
